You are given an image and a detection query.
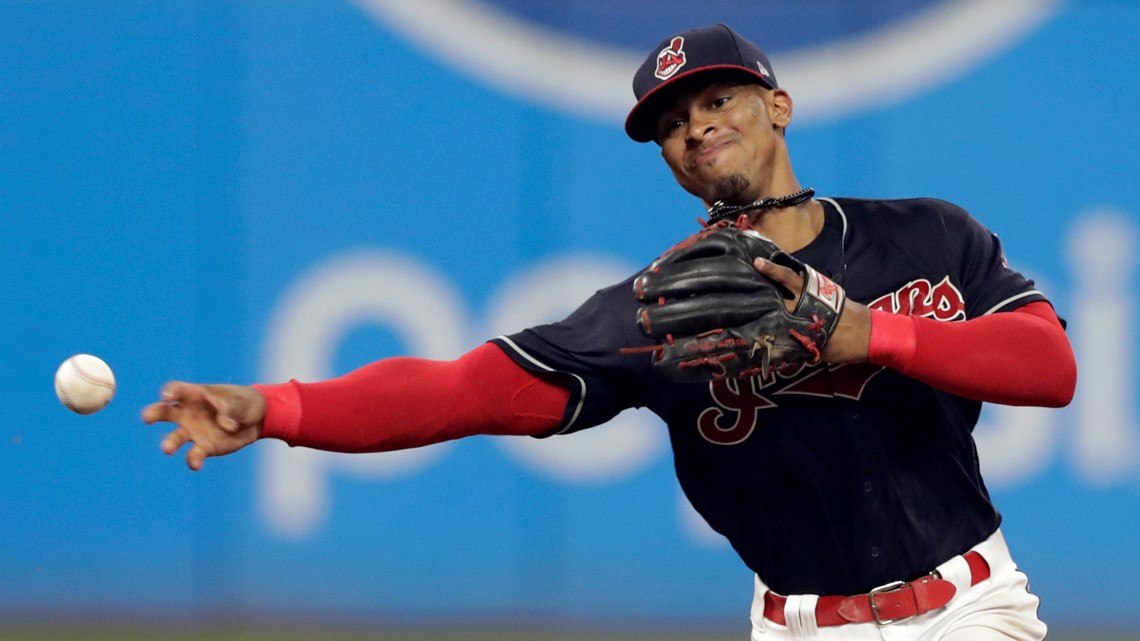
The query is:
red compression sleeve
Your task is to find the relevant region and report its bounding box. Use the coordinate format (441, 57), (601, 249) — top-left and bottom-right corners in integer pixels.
(867, 300), (1076, 407)
(253, 343), (570, 452)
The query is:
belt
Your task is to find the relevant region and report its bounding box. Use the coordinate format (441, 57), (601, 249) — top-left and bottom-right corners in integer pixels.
(763, 550), (991, 627)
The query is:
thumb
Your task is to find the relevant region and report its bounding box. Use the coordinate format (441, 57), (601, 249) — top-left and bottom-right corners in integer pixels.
(205, 384), (267, 433)
(754, 257), (803, 297)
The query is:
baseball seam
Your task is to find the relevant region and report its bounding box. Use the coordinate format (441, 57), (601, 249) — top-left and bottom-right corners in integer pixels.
(71, 359), (116, 393)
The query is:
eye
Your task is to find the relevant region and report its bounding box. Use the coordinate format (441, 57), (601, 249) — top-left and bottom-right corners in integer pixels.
(658, 117), (686, 141)
(712, 95), (731, 109)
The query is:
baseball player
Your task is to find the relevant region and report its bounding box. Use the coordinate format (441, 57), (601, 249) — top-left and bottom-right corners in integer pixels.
(143, 24), (1076, 641)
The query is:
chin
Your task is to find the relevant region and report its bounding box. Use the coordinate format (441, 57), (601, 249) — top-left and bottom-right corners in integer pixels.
(708, 174), (752, 204)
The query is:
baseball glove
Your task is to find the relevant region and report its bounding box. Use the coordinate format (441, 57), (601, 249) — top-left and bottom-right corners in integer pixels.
(624, 220), (846, 382)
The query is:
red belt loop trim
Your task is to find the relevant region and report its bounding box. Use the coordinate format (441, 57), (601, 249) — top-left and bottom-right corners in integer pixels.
(762, 550), (991, 627)
(965, 548), (991, 586)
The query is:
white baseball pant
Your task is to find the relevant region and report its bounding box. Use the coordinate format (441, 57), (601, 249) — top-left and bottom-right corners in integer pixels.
(749, 529), (1047, 641)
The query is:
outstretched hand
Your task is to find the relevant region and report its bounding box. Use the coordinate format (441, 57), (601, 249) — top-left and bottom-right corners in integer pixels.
(753, 257), (872, 365)
(141, 382), (266, 471)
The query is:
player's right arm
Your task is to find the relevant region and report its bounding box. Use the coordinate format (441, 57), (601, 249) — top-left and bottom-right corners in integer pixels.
(141, 343), (571, 471)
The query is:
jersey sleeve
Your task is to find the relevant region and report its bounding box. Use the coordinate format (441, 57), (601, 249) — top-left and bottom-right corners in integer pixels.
(937, 201), (1048, 318)
(489, 277), (653, 437)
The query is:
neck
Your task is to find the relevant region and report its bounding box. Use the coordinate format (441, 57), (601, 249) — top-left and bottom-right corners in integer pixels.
(705, 188), (823, 253)
(705, 187), (814, 224)
(752, 198), (824, 253)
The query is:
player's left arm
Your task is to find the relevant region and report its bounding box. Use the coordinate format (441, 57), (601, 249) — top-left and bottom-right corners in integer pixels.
(865, 301), (1075, 407)
(754, 260), (1075, 407)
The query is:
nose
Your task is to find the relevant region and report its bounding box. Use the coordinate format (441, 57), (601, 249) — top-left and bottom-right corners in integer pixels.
(685, 108), (717, 144)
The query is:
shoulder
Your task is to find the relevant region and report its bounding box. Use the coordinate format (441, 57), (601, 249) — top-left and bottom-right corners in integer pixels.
(828, 196), (970, 224)
(827, 196), (985, 240)
(582, 272), (641, 314)
(538, 269), (645, 341)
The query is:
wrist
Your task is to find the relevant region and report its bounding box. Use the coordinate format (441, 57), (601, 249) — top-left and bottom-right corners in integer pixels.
(822, 301), (872, 364)
(866, 309), (917, 370)
(251, 381), (302, 443)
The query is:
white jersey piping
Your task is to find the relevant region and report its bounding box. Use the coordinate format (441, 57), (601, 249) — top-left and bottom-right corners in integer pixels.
(982, 290), (1045, 316)
(817, 197), (1044, 317)
(817, 197), (849, 248)
(494, 335), (586, 435)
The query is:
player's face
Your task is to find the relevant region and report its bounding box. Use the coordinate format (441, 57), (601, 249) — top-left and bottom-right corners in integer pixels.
(656, 80), (791, 205)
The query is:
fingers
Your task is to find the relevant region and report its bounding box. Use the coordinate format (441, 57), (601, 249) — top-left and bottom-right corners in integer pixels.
(142, 382), (204, 422)
(160, 427), (189, 455)
(186, 445), (209, 471)
(141, 401), (176, 425)
(142, 382), (241, 432)
(143, 381), (215, 470)
(158, 427), (210, 471)
(199, 391), (235, 432)
(753, 257), (802, 291)
(754, 258), (803, 311)
(216, 409), (240, 434)
(189, 384), (243, 433)
(142, 382), (190, 425)
(159, 380), (206, 405)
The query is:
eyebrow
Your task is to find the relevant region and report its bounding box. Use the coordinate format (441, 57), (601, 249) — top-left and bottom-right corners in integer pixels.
(656, 82), (747, 126)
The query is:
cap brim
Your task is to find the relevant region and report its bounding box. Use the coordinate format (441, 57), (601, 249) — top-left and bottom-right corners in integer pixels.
(624, 66), (775, 143)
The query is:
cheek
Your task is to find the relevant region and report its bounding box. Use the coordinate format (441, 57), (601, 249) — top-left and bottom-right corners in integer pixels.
(660, 145), (702, 193)
(660, 144), (686, 172)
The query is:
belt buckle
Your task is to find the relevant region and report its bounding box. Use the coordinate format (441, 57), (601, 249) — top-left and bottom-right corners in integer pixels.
(868, 580), (908, 625)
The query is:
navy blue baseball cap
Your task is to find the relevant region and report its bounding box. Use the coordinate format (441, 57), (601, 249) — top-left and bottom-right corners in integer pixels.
(625, 24), (778, 143)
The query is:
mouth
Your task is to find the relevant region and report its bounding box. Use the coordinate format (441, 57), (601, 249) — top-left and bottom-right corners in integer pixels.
(688, 138), (734, 170)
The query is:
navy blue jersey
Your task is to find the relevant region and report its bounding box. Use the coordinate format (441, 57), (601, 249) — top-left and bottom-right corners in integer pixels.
(490, 198), (1047, 597)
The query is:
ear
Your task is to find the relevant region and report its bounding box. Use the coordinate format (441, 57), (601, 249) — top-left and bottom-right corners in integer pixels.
(768, 89), (793, 130)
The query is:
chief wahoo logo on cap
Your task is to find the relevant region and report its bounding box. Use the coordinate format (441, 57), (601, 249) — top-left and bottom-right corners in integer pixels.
(654, 37), (686, 80)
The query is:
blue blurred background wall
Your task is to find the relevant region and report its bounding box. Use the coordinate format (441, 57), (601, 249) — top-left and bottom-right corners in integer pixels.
(1, 0), (1137, 636)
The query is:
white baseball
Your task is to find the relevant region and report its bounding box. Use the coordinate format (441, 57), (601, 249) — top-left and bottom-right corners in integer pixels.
(54, 354), (116, 415)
